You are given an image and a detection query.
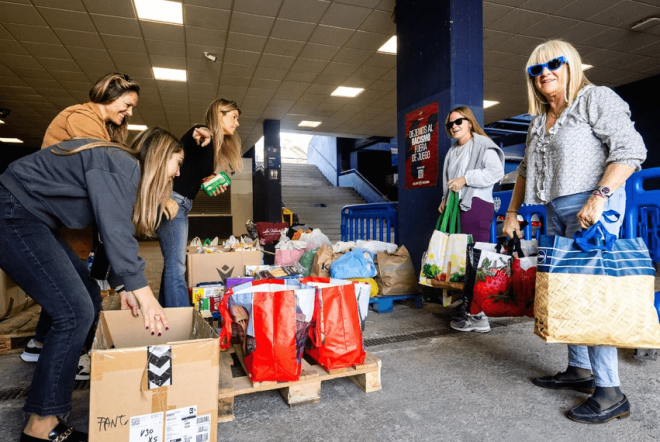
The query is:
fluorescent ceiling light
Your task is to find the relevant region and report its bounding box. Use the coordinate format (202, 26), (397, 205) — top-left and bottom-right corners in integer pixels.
(0, 138), (23, 143)
(128, 124), (148, 131)
(153, 67), (187, 82)
(331, 86), (364, 98)
(0, 120), (4, 124)
(378, 36), (397, 54)
(484, 100), (499, 109)
(581, 64), (593, 71)
(134, 0), (183, 24)
(298, 121), (321, 128)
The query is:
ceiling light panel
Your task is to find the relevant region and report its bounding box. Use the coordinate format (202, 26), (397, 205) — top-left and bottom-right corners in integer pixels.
(153, 67), (187, 82)
(298, 121), (322, 127)
(378, 36), (396, 54)
(331, 86), (364, 98)
(134, 0), (183, 25)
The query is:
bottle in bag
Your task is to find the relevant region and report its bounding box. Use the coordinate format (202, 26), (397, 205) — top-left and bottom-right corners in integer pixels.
(201, 172), (231, 197)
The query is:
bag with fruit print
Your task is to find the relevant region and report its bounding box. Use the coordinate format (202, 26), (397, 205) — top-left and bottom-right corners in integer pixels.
(419, 191), (472, 289)
(466, 239), (516, 317)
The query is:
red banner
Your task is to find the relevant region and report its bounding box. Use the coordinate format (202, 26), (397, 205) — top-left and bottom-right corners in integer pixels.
(405, 102), (439, 189)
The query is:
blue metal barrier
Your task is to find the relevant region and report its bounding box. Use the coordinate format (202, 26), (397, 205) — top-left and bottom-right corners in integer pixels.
(624, 167), (660, 263)
(340, 202), (398, 244)
(490, 191), (547, 242)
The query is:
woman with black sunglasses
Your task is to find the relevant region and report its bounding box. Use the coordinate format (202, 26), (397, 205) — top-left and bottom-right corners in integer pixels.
(438, 106), (505, 333)
(503, 39), (646, 424)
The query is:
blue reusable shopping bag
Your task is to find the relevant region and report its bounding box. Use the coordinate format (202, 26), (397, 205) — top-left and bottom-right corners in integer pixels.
(534, 211), (660, 348)
(330, 249), (377, 279)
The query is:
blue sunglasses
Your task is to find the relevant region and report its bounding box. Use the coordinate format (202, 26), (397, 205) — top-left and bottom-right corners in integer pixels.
(527, 56), (568, 77)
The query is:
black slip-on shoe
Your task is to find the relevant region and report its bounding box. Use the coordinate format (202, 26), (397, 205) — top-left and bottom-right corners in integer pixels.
(567, 395), (630, 424)
(20, 419), (88, 441)
(532, 373), (596, 393)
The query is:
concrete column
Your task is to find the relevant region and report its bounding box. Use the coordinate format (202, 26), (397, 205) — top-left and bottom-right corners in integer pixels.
(263, 119), (282, 222)
(396, 0), (484, 270)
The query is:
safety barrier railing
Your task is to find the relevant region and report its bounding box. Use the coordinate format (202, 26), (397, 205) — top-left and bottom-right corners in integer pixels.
(624, 167), (660, 263)
(340, 202), (398, 244)
(490, 191), (546, 242)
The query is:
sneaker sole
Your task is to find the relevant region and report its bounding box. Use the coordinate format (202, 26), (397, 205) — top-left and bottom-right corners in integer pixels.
(20, 353), (39, 363)
(450, 325), (491, 333)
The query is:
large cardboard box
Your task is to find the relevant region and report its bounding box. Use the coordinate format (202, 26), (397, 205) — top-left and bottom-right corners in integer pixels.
(90, 308), (219, 442)
(0, 269), (35, 319)
(186, 248), (261, 288)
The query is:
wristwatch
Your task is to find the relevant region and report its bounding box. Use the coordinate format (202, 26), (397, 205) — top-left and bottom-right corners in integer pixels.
(592, 186), (613, 199)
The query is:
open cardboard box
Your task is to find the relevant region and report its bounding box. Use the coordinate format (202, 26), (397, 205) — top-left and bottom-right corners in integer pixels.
(89, 308), (219, 442)
(186, 247), (261, 288)
(0, 269), (34, 319)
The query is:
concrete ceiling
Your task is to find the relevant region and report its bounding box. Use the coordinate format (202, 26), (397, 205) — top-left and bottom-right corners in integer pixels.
(0, 0), (659, 151)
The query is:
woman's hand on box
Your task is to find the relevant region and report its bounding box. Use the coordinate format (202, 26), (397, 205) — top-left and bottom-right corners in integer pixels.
(120, 291), (139, 316)
(133, 286), (169, 335)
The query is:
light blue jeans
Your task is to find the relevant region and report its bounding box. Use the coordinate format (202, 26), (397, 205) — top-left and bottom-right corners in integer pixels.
(544, 188), (626, 387)
(157, 191), (193, 307)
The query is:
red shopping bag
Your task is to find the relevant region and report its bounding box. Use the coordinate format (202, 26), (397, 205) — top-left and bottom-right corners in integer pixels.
(510, 237), (538, 318)
(300, 277), (368, 370)
(218, 279), (315, 382)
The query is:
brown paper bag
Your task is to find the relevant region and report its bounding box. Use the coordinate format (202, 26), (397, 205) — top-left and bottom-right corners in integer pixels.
(376, 245), (419, 296)
(310, 244), (342, 278)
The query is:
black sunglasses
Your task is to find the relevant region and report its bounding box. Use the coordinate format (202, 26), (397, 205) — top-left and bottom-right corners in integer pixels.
(527, 56), (567, 77)
(446, 117), (468, 130)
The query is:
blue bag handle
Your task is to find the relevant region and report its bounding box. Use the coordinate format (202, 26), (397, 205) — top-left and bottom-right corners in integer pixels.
(572, 210), (619, 252)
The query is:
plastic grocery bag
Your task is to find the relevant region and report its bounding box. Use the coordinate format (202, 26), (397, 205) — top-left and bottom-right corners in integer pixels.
(300, 228), (332, 251)
(330, 249), (377, 279)
(218, 279), (315, 382)
(300, 277), (369, 370)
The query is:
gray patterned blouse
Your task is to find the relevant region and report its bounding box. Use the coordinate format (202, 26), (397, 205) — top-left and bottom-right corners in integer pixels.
(518, 85), (646, 205)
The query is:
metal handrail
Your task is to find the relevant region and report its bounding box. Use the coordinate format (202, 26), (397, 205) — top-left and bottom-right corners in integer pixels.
(340, 168), (389, 202)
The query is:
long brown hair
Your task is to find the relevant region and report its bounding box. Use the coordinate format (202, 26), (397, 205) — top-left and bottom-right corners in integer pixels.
(53, 127), (182, 237)
(89, 73), (141, 144)
(204, 98), (243, 173)
(444, 106), (488, 139)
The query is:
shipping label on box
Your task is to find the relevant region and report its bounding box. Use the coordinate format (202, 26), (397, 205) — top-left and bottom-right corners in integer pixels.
(89, 308), (219, 442)
(186, 249), (261, 288)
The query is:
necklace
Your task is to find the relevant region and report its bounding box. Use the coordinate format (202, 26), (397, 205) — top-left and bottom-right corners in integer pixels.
(454, 138), (472, 157)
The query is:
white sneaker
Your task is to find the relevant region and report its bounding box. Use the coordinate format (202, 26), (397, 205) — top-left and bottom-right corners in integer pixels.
(75, 353), (91, 381)
(20, 339), (42, 363)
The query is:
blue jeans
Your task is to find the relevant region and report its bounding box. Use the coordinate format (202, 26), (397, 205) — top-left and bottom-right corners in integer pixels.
(0, 185), (95, 416)
(544, 189), (626, 387)
(158, 191), (192, 307)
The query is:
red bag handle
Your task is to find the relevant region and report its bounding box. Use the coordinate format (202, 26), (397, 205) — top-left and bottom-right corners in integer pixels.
(218, 287), (234, 349)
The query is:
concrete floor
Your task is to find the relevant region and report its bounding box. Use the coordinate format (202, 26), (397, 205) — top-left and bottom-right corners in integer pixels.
(0, 242), (659, 441)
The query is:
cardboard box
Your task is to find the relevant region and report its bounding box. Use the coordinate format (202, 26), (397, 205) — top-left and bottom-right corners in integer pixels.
(186, 248), (261, 288)
(0, 269), (35, 319)
(90, 308), (219, 442)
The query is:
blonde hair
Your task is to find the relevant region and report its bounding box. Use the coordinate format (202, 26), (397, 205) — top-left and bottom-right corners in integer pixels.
(525, 39), (591, 116)
(205, 99), (243, 173)
(444, 106), (488, 139)
(89, 73), (141, 144)
(53, 127), (182, 237)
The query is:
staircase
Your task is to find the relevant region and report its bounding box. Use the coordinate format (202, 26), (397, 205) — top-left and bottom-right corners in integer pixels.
(281, 163), (365, 243)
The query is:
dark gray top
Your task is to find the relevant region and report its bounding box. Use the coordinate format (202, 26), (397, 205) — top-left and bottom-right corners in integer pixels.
(0, 138), (148, 291)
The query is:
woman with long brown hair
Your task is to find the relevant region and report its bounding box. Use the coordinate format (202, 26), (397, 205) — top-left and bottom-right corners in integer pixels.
(158, 98), (243, 308)
(0, 127), (182, 441)
(438, 105), (505, 333)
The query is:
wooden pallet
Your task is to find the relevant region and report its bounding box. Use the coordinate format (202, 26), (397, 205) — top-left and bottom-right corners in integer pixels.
(218, 345), (382, 422)
(0, 303), (41, 356)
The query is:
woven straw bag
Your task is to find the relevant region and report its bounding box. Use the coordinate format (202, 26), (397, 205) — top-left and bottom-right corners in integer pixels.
(534, 215), (660, 348)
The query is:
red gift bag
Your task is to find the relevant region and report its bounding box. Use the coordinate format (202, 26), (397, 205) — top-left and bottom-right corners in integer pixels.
(218, 279), (315, 382)
(256, 222), (288, 245)
(300, 277), (370, 370)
